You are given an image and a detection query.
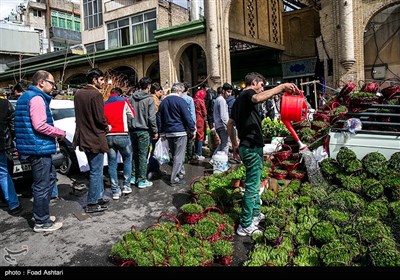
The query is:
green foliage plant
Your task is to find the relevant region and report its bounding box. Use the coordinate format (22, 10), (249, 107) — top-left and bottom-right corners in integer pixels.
(344, 159), (363, 174)
(263, 225), (281, 243)
(323, 209), (350, 227)
(389, 201), (400, 221)
(261, 117), (289, 139)
(292, 245), (320, 266)
(264, 207), (287, 229)
(361, 200), (389, 219)
(295, 195), (312, 207)
(338, 175), (362, 193)
(322, 190), (364, 213)
(311, 221), (338, 244)
(362, 152), (388, 178)
(355, 216), (390, 244)
(320, 240), (352, 266)
(288, 179), (301, 192)
(368, 237), (400, 266)
(180, 203), (204, 214)
(320, 158), (341, 181)
(331, 105), (348, 116)
(388, 152), (400, 169)
(197, 193), (217, 208)
(261, 189), (275, 204)
(362, 178), (384, 200)
(193, 217), (219, 240)
(211, 239), (234, 257)
(336, 147), (357, 167)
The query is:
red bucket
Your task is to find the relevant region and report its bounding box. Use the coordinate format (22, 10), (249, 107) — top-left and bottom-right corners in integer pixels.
(280, 90), (308, 122)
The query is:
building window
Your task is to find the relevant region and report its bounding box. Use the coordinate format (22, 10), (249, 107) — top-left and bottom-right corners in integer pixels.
(51, 10), (81, 31)
(33, 9), (42, 17)
(85, 41), (105, 53)
(107, 10), (156, 49)
(83, 0), (103, 30)
(53, 41), (67, 52)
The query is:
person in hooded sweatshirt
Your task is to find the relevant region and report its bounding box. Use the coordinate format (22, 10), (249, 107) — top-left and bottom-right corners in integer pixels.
(128, 77), (158, 189)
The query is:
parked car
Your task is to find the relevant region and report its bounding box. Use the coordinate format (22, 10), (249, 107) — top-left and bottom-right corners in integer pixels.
(50, 99), (79, 175)
(8, 100), (66, 178)
(11, 98), (123, 177)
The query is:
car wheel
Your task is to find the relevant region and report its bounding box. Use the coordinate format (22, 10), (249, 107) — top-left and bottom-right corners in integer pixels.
(59, 146), (72, 175)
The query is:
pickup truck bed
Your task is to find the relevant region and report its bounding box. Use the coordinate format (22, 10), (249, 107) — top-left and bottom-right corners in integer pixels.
(329, 103), (400, 160)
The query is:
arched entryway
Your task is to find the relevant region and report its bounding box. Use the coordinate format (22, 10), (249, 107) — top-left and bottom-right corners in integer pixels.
(177, 44), (207, 90)
(65, 73), (86, 88)
(364, 3), (400, 81)
(146, 61), (160, 84)
(111, 66), (138, 87)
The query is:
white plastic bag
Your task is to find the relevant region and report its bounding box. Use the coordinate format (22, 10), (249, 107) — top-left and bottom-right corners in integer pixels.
(153, 138), (170, 165)
(312, 146), (328, 163)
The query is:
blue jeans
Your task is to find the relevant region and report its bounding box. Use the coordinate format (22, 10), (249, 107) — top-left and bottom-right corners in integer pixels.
(130, 131), (150, 183)
(85, 152), (105, 205)
(213, 127), (230, 156)
(107, 135), (132, 194)
(28, 155), (57, 224)
(196, 141), (203, 156)
(0, 151), (19, 210)
(51, 180), (58, 198)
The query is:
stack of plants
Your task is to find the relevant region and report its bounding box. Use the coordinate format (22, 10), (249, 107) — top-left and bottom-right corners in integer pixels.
(110, 148), (400, 266)
(109, 207), (236, 266)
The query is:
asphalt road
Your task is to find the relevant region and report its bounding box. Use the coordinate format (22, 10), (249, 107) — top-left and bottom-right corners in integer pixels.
(0, 161), (250, 271)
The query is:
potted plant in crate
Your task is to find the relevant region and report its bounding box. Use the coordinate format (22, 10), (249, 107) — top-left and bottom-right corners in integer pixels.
(229, 167), (245, 188)
(272, 166), (288, 180)
(180, 203), (204, 224)
(261, 117), (289, 142)
(211, 239), (234, 266)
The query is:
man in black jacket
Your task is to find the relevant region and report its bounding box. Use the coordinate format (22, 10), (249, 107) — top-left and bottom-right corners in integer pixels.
(0, 98), (22, 215)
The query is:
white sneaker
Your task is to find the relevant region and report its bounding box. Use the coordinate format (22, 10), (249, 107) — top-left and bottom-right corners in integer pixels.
(236, 223), (262, 237)
(122, 186), (132, 194)
(112, 191), (121, 200)
(33, 221), (63, 233)
(252, 213), (265, 226)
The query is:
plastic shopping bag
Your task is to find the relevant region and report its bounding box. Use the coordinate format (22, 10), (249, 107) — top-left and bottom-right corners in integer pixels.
(153, 138), (170, 165)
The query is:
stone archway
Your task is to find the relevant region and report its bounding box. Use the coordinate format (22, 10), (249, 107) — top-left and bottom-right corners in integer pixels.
(65, 73), (86, 88)
(363, 3), (400, 81)
(146, 60), (160, 84)
(111, 66), (138, 87)
(176, 44), (207, 88)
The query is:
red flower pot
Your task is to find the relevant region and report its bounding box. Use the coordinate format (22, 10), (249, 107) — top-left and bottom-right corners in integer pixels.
(182, 213), (203, 224)
(216, 255), (233, 266)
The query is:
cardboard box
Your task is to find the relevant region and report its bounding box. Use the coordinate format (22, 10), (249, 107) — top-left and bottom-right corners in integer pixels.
(268, 178), (291, 194)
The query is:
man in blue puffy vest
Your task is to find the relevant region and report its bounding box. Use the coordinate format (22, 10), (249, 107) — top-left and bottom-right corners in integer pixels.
(15, 70), (65, 232)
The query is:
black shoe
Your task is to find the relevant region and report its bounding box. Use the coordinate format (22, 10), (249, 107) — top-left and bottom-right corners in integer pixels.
(170, 180), (186, 187)
(97, 198), (109, 205)
(9, 205), (23, 215)
(85, 204), (108, 213)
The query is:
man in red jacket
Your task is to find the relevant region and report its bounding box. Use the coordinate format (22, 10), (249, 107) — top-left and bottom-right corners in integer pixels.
(104, 88), (135, 200)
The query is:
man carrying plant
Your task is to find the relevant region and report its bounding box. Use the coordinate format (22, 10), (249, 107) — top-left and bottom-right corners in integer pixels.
(227, 72), (298, 236)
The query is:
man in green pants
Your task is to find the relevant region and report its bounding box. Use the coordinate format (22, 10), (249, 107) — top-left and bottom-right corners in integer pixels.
(227, 72), (297, 236)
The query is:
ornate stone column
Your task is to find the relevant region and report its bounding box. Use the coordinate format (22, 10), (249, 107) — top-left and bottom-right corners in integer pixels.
(339, 0), (356, 71)
(204, 0), (232, 87)
(204, 0), (221, 86)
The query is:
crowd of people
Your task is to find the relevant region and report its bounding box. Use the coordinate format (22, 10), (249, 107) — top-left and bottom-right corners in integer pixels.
(0, 68), (297, 236)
